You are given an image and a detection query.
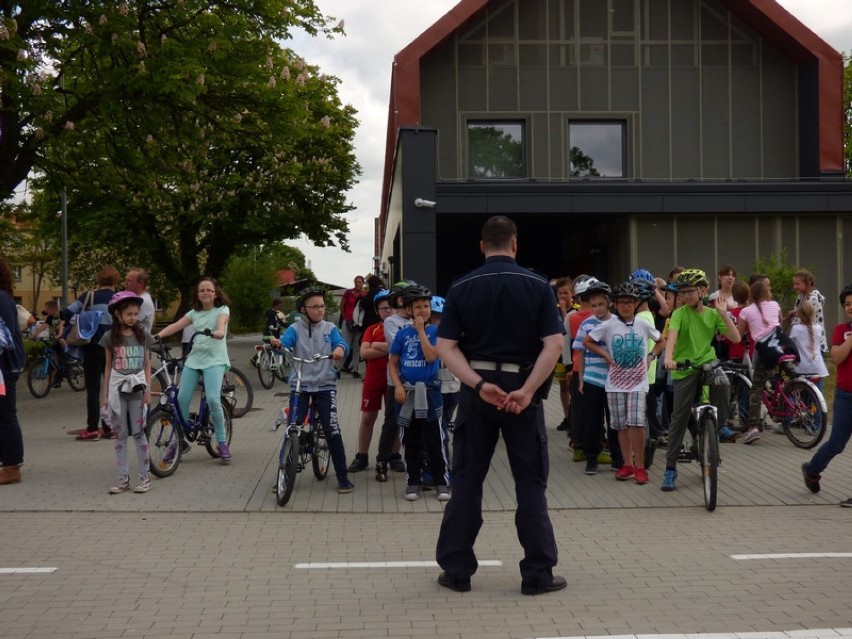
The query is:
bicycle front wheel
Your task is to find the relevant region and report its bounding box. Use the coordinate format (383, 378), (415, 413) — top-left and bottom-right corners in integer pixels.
(276, 435), (300, 506)
(698, 411), (719, 512)
(204, 401), (234, 458)
(27, 356), (54, 398)
(65, 361), (86, 392)
(257, 351), (275, 389)
(223, 367), (253, 418)
(311, 422), (330, 480)
(782, 380), (827, 449)
(146, 407), (181, 478)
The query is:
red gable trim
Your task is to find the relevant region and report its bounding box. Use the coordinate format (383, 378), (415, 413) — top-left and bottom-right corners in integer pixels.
(380, 0), (844, 229)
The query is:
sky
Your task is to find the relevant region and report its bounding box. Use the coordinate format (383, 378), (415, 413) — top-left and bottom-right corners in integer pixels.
(291, 0), (852, 289)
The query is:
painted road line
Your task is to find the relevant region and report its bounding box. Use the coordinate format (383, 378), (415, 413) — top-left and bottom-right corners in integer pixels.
(295, 560), (503, 569)
(530, 632), (852, 639)
(0, 568), (57, 574)
(731, 552), (852, 561)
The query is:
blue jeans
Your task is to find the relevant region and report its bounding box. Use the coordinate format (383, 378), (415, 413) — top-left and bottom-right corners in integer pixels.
(807, 389), (852, 476)
(178, 365), (228, 443)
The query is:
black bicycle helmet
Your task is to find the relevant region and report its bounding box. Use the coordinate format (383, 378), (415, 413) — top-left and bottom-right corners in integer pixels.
(612, 281), (641, 300)
(630, 277), (656, 302)
(388, 279), (417, 307)
(401, 285), (432, 306)
(584, 279), (612, 298)
(674, 268), (709, 289)
(840, 284), (852, 305)
(296, 287), (325, 312)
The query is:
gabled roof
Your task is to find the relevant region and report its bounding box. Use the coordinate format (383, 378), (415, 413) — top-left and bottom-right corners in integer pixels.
(380, 0), (844, 220)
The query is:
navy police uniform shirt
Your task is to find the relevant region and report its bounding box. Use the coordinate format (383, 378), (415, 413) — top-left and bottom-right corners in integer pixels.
(437, 256), (564, 364)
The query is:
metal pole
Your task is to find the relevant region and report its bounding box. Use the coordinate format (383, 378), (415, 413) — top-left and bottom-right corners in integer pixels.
(61, 188), (68, 308)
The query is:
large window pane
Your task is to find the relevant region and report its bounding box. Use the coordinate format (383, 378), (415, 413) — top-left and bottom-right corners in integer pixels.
(467, 121), (525, 178)
(568, 121), (625, 177)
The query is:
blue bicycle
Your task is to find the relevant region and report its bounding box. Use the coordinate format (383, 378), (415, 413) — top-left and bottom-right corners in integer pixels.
(27, 339), (85, 398)
(146, 330), (234, 478)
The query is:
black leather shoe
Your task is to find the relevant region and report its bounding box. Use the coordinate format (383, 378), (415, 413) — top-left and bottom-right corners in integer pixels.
(521, 575), (567, 595)
(438, 572), (471, 593)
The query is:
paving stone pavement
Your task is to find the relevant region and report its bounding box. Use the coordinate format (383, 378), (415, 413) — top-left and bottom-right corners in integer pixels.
(3, 334), (852, 639)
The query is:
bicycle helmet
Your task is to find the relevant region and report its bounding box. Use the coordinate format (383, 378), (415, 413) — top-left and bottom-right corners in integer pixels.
(571, 275), (594, 296)
(674, 268), (709, 289)
(108, 290), (144, 314)
(373, 289), (390, 309)
(630, 268), (654, 283)
(296, 287), (325, 312)
(612, 281), (641, 300)
(401, 285), (432, 306)
(839, 284), (852, 305)
(430, 295), (445, 313)
(388, 279), (417, 307)
(630, 277), (656, 302)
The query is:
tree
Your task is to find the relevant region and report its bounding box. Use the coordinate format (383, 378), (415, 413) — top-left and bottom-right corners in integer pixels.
(569, 147), (601, 177)
(467, 125), (523, 178)
(2, 2), (360, 312)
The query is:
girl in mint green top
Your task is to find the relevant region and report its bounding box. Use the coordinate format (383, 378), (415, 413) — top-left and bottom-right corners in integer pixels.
(155, 277), (233, 462)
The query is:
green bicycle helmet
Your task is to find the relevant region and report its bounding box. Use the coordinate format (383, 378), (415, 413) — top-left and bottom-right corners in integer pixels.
(674, 268), (709, 289)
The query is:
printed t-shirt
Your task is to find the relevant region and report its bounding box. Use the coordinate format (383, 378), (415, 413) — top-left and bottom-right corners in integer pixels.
(669, 305), (727, 380)
(588, 316), (660, 393)
(572, 314), (609, 388)
(99, 330), (155, 374)
(390, 324), (439, 385)
(832, 322), (852, 392)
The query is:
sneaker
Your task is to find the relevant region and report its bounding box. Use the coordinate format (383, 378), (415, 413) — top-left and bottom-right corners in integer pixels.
(109, 476), (130, 494)
(100, 428), (115, 440)
(351, 371), (362, 379)
(436, 485), (451, 501)
(556, 418), (570, 432)
(633, 467), (649, 485)
(404, 485), (421, 501)
(337, 478), (354, 494)
(596, 451), (612, 464)
(840, 498), (852, 508)
(718, 426), (739, 443)
(133, 476), (152, 493)
(76, 429), (100, 441)
(572, 449), (587, 462)
(801, 462), (821, 494)
(615, 465), (634, 481)
(390, 454), (406, 473)
(771, 421), (785, 434)
(347, 453), (369, 473)
(743, 428), (761, 444)
(218, 441), (232, 463)
(375, 460), (388, 482)
(584, 460), (598, 476)
(661, 468), (678, 491)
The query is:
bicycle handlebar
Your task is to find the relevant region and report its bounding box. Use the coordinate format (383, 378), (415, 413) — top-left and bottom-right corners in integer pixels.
(674, 359), (721, 372)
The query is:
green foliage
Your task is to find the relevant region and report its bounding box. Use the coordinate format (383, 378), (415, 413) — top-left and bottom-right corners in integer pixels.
(2, 1), (360, 314)
(220, 253), (279, 333)
(751, 249), (810, 313)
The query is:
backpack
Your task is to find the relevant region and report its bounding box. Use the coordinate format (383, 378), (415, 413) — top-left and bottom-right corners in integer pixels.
(352, 297), (366, 329)
(0, 315), (14, 353)
(0, 314), (24, 375)
(66, 291), (104, 347)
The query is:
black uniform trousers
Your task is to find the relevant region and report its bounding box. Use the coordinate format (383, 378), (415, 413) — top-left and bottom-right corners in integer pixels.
(436, 370), (558, 586)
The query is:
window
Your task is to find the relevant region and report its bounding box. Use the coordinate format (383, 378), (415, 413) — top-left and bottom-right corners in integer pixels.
(467, 121), (525, 178)
(12, 266), (22, 281)
(568, 121), (625, 177)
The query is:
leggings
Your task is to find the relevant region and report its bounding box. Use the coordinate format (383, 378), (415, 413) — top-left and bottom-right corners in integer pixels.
(112, 392), (149, 480)
(178, 365), (227, 443)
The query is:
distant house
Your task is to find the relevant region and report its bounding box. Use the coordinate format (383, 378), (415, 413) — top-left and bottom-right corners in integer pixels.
(377, 0), (852, 325)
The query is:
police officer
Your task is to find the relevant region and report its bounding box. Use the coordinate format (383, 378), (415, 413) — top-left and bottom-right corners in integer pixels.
(434, 215), (567, 595)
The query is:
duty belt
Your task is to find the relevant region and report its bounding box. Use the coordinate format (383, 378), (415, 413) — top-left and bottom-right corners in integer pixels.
(469, 360), (522, 373)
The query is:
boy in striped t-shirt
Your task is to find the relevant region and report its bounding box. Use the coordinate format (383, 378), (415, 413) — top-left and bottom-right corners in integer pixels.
(572, 282), (621, 475)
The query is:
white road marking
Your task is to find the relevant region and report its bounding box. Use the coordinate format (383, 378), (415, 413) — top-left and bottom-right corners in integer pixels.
(0, 567), (57, 574)
(731, 552), (852, 560)
(295, 559), (502, 569)
(530, 631), (852, 639)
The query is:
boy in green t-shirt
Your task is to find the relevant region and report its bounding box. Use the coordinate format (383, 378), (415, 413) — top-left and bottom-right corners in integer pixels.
(661, 269), (740, 491)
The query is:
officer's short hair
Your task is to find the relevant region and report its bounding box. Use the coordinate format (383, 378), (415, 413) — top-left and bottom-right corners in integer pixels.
(482, 215), (517, 250)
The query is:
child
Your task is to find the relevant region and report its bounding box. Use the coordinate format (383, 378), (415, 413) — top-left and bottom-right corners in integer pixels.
(736, 279), (784, 444)
(553, 277), (573, 434)
(100, 291), (154, 494)
(280, 287), (354, 494)
(583, 281), (665, 485)
(789, 269), (827, 353)
(388, 285), (450, 501)
(789, 301), (829, 388)
(801, 285), (852, 503)
(430, 296), (459, 436)
(347, 290), (393, 473)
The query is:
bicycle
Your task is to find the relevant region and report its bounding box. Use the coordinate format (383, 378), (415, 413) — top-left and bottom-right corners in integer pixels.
(721, 357), (827, 449)
(26, 339), (86, 398)
(145, 330), (234, 477)
(254, 338), (291, 389)
(274, 351), (331, 506)
(674, 360), (723, 512)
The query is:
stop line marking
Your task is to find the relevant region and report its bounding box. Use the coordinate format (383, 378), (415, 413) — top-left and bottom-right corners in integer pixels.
(0, 567), (57, 574)
(295, 559), (502, 569)
(731, 552), (852, 561)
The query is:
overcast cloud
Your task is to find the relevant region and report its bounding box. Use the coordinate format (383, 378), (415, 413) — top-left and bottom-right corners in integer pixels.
(292, 0), (852, 289)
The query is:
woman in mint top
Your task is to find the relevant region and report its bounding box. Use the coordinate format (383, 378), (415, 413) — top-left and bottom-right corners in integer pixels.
(156, 277), (232, 462)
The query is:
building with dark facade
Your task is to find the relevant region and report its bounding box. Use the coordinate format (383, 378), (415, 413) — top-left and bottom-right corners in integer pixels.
(376, 0), (852, 325)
